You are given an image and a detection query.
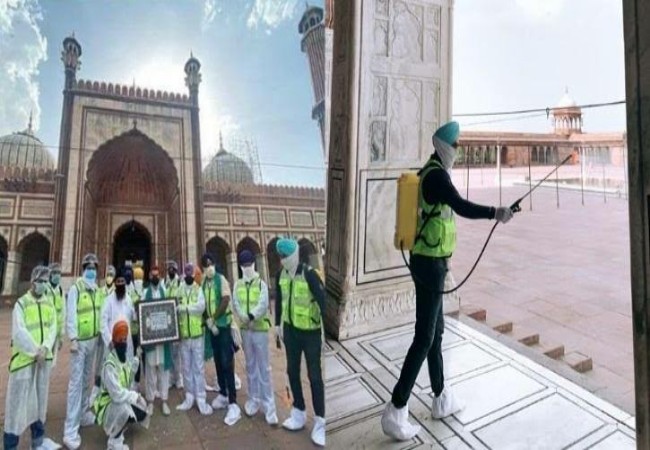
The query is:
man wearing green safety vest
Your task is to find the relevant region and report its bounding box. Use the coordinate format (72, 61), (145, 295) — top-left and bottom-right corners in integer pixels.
(274, 238), (325, 447)
(92, 264), (116, 402)
(381, 121), (515, 441)
(201, 252), (241, 426)
(232, 249), (278, 426)
(63, 253), (102, 450)
(176, 262), (213, 416)
(3, 265), (60, 450)
(46, 262), (65, 357)
(165, 260), (184, 390)
(93, 319), (149, 450)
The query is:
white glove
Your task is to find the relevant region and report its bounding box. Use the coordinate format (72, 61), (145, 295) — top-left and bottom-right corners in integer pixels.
(275, 325), (283, 343)
(136, 346), (143, 359)
(209, 324), (219, 336)
(130, 356), (140, 373)
(495, 206), (514, 224)
(206, 318), (215, 329)
(70, 340), (79, 353)
(127, 391), (140, 406)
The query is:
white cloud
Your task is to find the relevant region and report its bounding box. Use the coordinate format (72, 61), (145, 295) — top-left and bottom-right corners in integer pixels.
(246, 0), (299, 30)
(202, 0), (219, 30)
(0, 0), (47, 135)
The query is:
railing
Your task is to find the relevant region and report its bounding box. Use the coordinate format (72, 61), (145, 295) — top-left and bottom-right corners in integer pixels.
(451, 145), (628, 208)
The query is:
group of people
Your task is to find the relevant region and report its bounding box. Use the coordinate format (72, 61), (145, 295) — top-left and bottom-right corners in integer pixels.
(3, 238), (326, 449)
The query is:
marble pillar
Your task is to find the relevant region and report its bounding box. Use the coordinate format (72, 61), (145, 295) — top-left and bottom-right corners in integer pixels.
(2, 251), (21, 298)
(257, 253), (269, 285)
(325, 0), (453, 339)
(228, 252), (239, 286)
(623, 0), (650, 445)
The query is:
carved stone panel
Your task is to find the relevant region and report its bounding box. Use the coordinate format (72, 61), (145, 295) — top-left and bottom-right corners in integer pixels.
(233, 208), (259, 226)
(262, 209), (287, 227)
(315, 212), (326, 228)
(391, 1), (424, 63)
(389, 78), (422, 161)
(21, 199), (54, 219)
(0, 198), (14, 218)
(204, 207), (229, 225)
(290, 211), (314, 228)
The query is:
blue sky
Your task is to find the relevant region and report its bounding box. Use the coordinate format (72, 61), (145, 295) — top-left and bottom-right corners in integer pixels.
(0, 0), (626, 188)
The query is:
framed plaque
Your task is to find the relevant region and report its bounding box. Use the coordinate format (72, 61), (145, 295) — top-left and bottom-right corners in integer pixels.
(138, 298), (180, 346)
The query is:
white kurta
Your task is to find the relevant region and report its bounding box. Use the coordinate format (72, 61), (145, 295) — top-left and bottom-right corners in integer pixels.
(100, 351), (141, 437)
(4, 294), (57, 435)
(144, 286), (169, 402)
(100, 292), (135, 359)
(144, 286), (165, 366)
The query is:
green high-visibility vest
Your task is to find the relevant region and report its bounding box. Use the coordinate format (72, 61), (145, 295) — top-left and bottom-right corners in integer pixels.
(47, 283), (64, 340)
(97, 284), (113, 309)
(93, 351), (131, 426)
(130, 287), (142, 335)
(411, 159), (457, 258)
(74, 279), (100, 341)
(179, 284), (203, 339)
(166, 277), (181, 299)
(234, 277), (271, 332)
(279, 267), (321, 331)
(202, 275), (232, 328)
(9, 292), (56, 373)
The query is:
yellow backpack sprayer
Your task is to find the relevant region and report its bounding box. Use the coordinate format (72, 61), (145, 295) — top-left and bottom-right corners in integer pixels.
(394, 154), (572, 294)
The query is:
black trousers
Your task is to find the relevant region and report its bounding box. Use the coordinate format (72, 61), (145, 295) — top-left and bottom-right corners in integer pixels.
(391, 255), (447, 408)
(284, 324), (325, 417)
(132, 333), (142, 383)
(211, 327), (237, 404)
(114, 404), (147, 438)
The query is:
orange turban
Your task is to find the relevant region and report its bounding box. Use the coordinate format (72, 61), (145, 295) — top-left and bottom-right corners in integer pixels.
(112, 320), (129, 343)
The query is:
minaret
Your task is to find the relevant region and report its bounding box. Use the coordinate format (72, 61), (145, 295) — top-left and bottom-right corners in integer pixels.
(52, 34), (83, 265)
(299, 5), (330, 161)
(552, 88), (583, 135)
(184, 52), (205, 255)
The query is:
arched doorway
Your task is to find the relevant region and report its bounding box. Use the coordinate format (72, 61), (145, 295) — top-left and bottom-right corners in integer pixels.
(299, 238), (320, 269)
(206, 236), (231, 282)
(18, 232), (50, 294)
(236, 237), (262, 280)
(85, 129), (181, 274)
(266, 237), (282, 298)
(113, 221), (152, 276)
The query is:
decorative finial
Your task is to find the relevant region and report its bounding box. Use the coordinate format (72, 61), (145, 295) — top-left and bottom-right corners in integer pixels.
(132, 118), (138, 129)
(565, 86), (569, 94)
(219, 131), (224, 150)
(28, 110), (33, 133)
(71, 30), (75, 38)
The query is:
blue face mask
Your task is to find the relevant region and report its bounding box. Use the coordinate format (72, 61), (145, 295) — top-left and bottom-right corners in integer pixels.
(50, 273), (61, 286)
(84, 268), (97, 282)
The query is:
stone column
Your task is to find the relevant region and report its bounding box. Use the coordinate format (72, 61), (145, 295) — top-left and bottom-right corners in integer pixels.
(2, 251), (21, 298)
(623, 0), (650, 446)
(257, 252), (269, 285)
(324, 0), (453, 339)
(228, 252), (239, 286)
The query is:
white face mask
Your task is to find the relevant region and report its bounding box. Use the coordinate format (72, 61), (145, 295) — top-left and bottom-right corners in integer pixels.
(433, 136), (457, 171)
(281, 252), (299, 277)
(205, 266), (216, 279)
(134, 279), (143, 291)
(241, 264), (256, 280)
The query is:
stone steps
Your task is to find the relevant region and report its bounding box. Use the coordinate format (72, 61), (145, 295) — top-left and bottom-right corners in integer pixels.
(456, 303), (591, 373)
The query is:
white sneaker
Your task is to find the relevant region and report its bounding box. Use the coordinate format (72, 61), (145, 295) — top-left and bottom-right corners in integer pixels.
(176, 379), (184, 390)
(282, 407), (306, 431)
(311, 416), (326, 447)
(211, 394), (229, 410)
(146, 402), (154, 416)
(381, 402), (420, 441)
(35, 437), (62, 450)
(161, 401), (171, 416)
(176, 393), (194, 411)
(80, 410), (95, 427)
(63, 435), (81, 450)
(224, 403), (242, 426)
(265, 410), (278, 426)
(107, 435), (128, 450)
(197, 398), (214, 416)
(244, 399), (260, 416)
(235, 374), (242, 390)
(431, 388), (464, 419)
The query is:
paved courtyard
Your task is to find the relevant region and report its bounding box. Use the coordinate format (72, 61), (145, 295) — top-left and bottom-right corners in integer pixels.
(326, 318), (636, 449)
(451, 184), (633, 413)
(0, 308), (319, 450)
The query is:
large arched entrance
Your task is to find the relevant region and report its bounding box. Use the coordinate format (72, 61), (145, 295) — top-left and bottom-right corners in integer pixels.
(17, 232), (49, 294)
(236, 237), (262, 280)
(84, 129), (181, 273)
(266, 237), (282, 299)
(206, 236), (231, 281)
(113, 220), (152, 275)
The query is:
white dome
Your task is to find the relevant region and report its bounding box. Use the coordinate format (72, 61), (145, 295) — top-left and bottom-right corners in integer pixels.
(557, 91), (577, 108)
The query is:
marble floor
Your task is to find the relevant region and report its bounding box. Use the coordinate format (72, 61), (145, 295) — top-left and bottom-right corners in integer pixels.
(325, 318), (636, 449)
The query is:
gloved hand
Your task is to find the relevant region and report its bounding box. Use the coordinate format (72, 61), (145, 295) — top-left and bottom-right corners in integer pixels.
(70, 340), (79, 353)
(240, 314), (250, 326)
(275, 325), (283, 343)
(136, 394), (147, 410)
(495, 206), (514, 224)
(130, 356), (140, 373)
(209, 324), (219, 336)
(136, 346), (143, 359)
(206, 318), (215, 329)
(127, 391), (140, 406)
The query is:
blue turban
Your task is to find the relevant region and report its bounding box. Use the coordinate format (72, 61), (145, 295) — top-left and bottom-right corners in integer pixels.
(276, 238), (298, 258)
(433, 121), (460, 146)
(238, 250), (255, 265)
